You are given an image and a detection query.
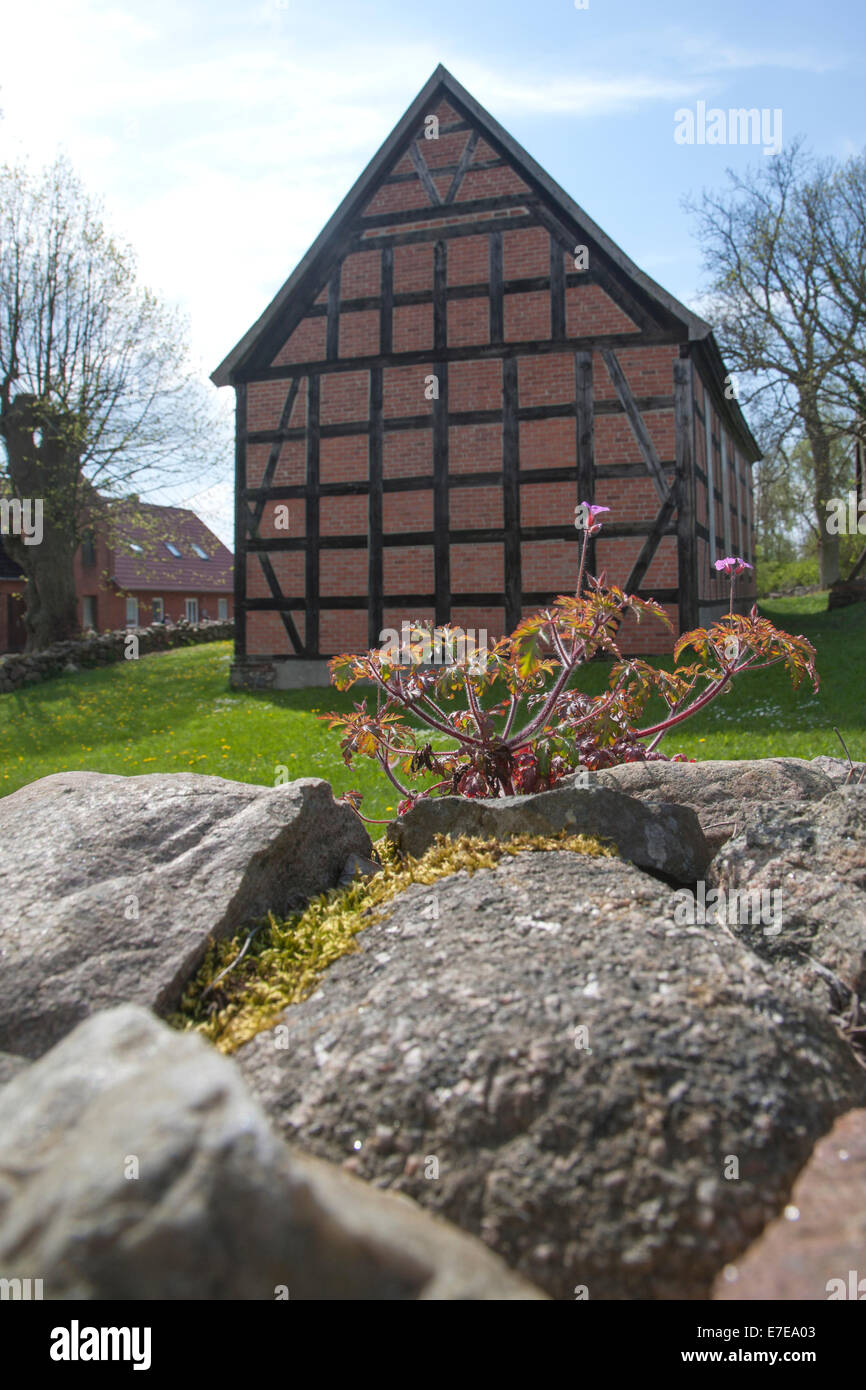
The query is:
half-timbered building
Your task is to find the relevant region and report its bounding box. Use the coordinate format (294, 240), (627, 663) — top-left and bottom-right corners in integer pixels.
(213, 65), (759, 688)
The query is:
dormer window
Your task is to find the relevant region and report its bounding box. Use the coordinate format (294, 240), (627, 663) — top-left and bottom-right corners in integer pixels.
(191, 543), (209, 560)
(165, 542), (182, 558)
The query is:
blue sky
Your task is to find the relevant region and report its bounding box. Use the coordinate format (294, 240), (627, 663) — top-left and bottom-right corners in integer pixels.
(2, 0), (864, 544)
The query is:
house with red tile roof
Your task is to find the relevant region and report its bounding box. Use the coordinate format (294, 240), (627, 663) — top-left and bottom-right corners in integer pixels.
(0, 501), (233, 653)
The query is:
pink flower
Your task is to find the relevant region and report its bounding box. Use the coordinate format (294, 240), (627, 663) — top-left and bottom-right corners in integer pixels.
(575, 502), (611, 535)
(714, 556), (753, 577)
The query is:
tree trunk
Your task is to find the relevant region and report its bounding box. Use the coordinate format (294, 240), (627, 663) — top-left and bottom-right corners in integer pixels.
(0, 394), (83, 650)
(814, 481), (841, 588)
(801, 408), (841, 588)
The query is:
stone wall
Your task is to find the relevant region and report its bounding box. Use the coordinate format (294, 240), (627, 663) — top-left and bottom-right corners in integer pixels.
(1, 757), (863, 1300)
(0, 620), (234, 694)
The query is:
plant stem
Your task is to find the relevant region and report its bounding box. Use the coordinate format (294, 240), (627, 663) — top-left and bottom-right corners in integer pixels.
(504, 656), (575, 748)
(370, 667), (484, 748)
(635, 663), (741, 738)
(575, 524), (589, 601)
(378, 750), (411, 798)
(502, 692), (518, 739)
(571, 527), (590, 658)
(464, 674), (485, 738)
(506, 626), (623, 749)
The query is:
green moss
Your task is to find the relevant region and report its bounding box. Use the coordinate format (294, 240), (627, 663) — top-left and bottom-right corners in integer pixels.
(167, 830), (616, 1054)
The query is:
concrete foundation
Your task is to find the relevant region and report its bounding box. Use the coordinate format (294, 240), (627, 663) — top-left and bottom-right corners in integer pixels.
(273, 659), (332, 689)
(230, 657), (332, 690)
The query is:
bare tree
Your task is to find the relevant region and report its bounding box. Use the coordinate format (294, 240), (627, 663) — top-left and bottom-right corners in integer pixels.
(0, 154), (229, 648)
(686, 140), (866, 586)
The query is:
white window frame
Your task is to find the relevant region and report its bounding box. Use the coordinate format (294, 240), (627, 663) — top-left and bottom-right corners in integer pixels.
(185, 597), (199, 624)
(217, 598), (228, 621)
(125, 596), (139, 628)
(152, 597), (164, 624)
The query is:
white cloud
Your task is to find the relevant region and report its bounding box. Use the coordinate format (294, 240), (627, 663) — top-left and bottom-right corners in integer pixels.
(672, 33), (842, 75)
(449, 64), (702, 117)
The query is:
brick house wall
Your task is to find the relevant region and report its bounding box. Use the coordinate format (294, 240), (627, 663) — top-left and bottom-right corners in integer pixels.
(214, 66), (758, 684)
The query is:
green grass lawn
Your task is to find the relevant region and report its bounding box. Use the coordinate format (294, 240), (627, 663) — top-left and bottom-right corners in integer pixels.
(1, 594), (863, 820)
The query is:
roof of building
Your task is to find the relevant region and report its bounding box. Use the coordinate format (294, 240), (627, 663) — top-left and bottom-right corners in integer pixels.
(210, 63), (760, 459)
(109, 503), (233, 594)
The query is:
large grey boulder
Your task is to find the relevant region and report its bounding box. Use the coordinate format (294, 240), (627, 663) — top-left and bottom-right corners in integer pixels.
(0, 772), (371, 1059)
(235, 848), (865, 1300)
(562, 757), (836, 857)
(710, 785), (866, 1017)
(0, 1005), (543, 1300)
(387, 783), (709, 882)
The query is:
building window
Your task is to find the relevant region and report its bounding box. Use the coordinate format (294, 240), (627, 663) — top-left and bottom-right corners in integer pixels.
(81, 532), (96, 567)
(191, 543), (209, 560)
(165, 542), (182, 558)
(125, 596), (139, 628)
(218, 598), (228, 621)
(185, 597), (199, 623)
(82, 596), (97, 631)
(152, 597), (164, 624)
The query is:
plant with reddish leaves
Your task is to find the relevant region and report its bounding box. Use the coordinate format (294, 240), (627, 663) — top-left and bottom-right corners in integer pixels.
(321, 506), (818, 821)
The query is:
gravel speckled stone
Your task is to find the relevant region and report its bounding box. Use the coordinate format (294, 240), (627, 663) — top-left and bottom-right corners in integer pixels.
(236, 849), (866, 1299)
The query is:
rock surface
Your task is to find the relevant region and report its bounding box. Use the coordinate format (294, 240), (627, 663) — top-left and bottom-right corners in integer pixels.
(0, 1005), (543, 1300)
(388, 783), (709, 882)
(809, 754), (866, 787)
(235, 848), (866, 1300)
(713, 1109), (866, 1300)
(564, 757), (836, 857)
(711, 785), (866, 1016)
(0, 1051), (28, 1088)
(0, 772), (371, 1059)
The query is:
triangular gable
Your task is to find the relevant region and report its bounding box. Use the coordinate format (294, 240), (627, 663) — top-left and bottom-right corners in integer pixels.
(211, 64), (759, 459)
(360, 100), (531, 219)
(212, 66), (704, 384)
